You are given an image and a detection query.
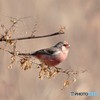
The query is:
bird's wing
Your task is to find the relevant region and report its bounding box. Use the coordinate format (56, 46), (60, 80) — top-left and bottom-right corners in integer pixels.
(33, 47), (59, 55)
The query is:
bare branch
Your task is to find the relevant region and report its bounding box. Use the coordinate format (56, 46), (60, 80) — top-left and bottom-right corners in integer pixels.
(0, 31), (64, 42)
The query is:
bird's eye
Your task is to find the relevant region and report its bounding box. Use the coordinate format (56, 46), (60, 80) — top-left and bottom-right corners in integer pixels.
(63, 43), (68, 46)
(63, 43), (70, 48)
(63, 44), (67, 46)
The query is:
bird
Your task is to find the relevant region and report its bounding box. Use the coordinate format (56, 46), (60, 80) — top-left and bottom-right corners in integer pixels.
(13, 41), (70, 67)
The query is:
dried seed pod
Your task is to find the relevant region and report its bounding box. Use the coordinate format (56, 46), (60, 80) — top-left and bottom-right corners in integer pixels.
(20, 57), (32, 70)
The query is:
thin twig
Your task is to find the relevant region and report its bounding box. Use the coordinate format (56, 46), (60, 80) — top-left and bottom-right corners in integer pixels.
(0, 31), (64, 42)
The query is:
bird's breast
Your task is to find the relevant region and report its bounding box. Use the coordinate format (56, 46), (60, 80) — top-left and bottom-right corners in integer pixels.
(34, 49), (69, 66)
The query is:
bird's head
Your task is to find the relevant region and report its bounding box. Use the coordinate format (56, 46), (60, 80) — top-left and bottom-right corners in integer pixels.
(54, 41), (70, 49)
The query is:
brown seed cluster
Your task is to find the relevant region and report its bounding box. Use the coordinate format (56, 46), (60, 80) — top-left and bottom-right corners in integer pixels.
(20, 57), (33, 70)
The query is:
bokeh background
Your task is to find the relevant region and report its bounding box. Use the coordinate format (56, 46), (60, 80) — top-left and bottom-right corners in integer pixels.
(0, 0), (100, 100)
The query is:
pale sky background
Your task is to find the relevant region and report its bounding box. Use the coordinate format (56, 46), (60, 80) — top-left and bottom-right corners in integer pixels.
(0, 0), (100, 100)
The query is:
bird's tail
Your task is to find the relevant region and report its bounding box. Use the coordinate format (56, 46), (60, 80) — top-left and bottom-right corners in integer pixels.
(7, 50), (33, 56)
(17, 52), (32, 56)
(0, 47), (34, 56)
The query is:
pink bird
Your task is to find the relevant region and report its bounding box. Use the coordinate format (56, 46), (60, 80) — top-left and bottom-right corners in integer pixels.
(19, 41), (70, 67)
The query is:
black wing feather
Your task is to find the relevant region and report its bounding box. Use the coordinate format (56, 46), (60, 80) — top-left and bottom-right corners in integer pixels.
(32, 47), (59, 55)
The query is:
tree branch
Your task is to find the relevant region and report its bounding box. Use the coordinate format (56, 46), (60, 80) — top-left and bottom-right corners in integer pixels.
(0, 31), (64, 42)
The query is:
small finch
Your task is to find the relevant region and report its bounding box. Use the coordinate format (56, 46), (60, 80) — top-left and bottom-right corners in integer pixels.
(16, 41), (70, 67)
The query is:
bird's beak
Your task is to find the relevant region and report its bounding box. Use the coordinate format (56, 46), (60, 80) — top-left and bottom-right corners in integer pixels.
(67, 44), (70, 48)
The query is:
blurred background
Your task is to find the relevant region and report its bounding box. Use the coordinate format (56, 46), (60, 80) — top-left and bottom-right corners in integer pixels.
(0, 0), (100, 100)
